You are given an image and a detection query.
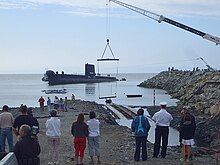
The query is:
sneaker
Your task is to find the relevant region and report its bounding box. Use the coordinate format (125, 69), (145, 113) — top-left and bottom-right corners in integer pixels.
(54, 161), (59, 165)
(48, 162), (53, 165)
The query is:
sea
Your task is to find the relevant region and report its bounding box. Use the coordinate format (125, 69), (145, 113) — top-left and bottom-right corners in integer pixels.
(0, 73), (178, 108)
(0, 73), (180, 145)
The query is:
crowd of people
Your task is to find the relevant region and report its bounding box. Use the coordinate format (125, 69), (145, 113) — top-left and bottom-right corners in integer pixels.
(0, 97), (196, 165)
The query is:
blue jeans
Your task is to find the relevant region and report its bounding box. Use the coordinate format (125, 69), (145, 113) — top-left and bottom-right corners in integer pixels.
(135, 136), (148, 161)
(0, 127), (14, 152)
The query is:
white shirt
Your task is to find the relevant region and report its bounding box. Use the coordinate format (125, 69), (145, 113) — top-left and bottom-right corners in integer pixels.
(46, 117), (61, 137)
(152, 109), (173, 127)
(87, 119), (100, 137)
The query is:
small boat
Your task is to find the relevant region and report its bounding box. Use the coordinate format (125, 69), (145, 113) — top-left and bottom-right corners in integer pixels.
(42, 89), (67, 94)
(120, 78), (126, 81)
(126, 94), (142, 98)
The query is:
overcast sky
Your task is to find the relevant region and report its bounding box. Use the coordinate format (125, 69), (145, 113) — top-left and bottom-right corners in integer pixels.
(0, 0), (220, 74)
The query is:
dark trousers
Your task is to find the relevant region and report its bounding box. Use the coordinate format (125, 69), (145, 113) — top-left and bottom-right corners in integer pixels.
(134, 136), (147, 161)
(153, 126), (169, 158)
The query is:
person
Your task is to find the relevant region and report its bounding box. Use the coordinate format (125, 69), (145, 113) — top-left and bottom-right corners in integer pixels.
(152, 102), (173, 158)
(64, 97), (68, 112)
(179, 107), (196, 162)
(38, 96), (45, 112)
(87, 111), (101, 165)
(54, 96), (59, 110)
(27, 108), (40, 139)
(14, 124), (41, 165)
(0, 105), (14, 152)
(179, 106), (196, 144)
(46, 110), (61, 165)
(59, 98), (64, 112)
(71, 113), (89, 165)
(131, 108), (151, 162)
(13, 105), (35, 139)
(47, 97), (52, 112)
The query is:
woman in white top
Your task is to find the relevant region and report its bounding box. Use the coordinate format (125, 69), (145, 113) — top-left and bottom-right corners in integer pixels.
(46, 110), (61, 165)
(87, 111), (101, 165)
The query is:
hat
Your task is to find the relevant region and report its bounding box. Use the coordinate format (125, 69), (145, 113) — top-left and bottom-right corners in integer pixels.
(160, 102), (167, 106)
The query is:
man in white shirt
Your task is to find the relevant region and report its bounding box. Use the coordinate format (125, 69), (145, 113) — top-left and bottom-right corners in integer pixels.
(152, 102), (173, 158)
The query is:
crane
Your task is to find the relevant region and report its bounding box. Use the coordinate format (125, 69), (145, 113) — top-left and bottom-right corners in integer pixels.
(109, 0), (220, 45)
(197, 57), (215, 71)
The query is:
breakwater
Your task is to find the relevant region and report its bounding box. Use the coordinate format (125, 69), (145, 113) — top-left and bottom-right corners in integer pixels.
(138, 70), (220, 147)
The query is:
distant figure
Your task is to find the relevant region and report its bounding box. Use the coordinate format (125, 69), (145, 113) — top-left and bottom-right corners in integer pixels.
(27, 108), (39, 139)
(54, 96), (59, 110)
(179, 106), (196, 162)
(131, 109), (151, 162)
(64, 97), (68, 112)
(152, 102), (173, 158)
(14, 124), (41, 165)
(38, 96), (45, 112)
(13, 105), (34, 139)
(46, 110), (61, 165)
(47, 97), (51, 112)
(71, 113), (89, 165)
(59, 98), (64, 112)
(87, 111), (101, 164)
(0, 105), (14, 152)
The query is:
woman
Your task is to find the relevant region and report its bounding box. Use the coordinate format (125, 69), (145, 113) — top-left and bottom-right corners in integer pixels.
(131, 108), (151, 162)
(180, 113), (196, 162)
(71, 113), (89, 165)
(87, 111), (101, 165)
(46, 110), (61, 165)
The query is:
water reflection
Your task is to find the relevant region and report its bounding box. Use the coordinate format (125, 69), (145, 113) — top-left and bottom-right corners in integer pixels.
(85, 84), (95, 95)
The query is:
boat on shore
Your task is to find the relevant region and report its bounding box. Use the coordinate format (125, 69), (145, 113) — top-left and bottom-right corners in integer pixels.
(41, 89), (67, 94)
(126, 94), (142, 98)
(43, 63), (118, 85)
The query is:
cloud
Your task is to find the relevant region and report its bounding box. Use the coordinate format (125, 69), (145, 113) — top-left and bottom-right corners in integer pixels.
(0, 0), (220, 18)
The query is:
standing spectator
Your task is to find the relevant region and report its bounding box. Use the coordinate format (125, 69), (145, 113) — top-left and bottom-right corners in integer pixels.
(0, 105), (14, 152)
(38, 96), (45, 112)
(13, 105), (34, 139)
(87, 111), (101, 164)
(152, 102), (173, 158)
(179, 106), (196, 144)
(47, 97), (51, 112)
(14, 124), (41, 165)
(64, 97), (68, 112)
(179, 107), (196, 162)
(71, 113), (89, 165)
(54, 96), (59, 110)
(59, 98), (64, 112)
(131, 109), (151, 162)
(46, 110), (61, 165)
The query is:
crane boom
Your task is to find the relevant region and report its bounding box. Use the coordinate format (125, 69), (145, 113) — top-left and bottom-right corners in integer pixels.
(109, 0), (220, 45)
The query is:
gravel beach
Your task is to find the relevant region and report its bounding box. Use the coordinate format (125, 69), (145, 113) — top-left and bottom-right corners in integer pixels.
(9, 100), (217, 165)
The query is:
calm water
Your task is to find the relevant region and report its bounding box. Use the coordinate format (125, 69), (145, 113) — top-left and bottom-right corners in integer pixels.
(0, 73), (178, 108)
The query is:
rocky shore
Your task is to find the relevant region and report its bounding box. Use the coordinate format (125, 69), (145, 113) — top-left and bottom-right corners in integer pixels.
(138, 70), (220, 148)
(9, 100), (218, 165)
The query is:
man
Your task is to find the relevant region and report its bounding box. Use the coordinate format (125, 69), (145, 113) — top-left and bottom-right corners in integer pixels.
(47, 97), (51, 112)
(0, 105), (14, 152)
(152, 102), (173, 158)
(27, 108), (39, 138)
(38, 96), (45, 112)
(14, 124), (41, 165)
(13, 105), (34, 138)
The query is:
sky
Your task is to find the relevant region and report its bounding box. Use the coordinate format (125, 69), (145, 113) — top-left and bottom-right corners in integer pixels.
(0, 0), (220, 74)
